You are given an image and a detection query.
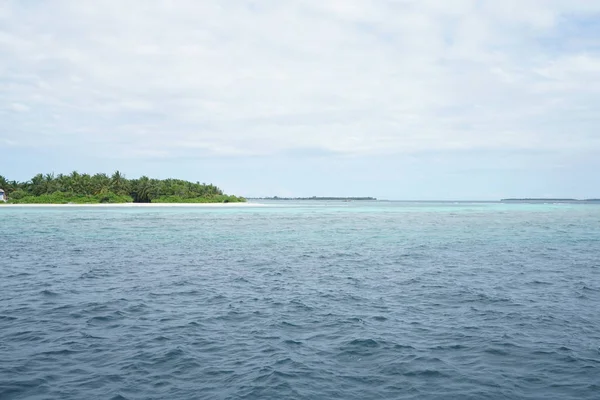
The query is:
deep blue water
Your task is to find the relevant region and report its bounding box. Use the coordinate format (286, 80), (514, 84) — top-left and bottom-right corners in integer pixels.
(1, 201), (599, 399)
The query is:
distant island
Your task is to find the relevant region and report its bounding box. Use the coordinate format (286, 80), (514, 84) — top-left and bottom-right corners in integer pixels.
(251, 196), (377, 201)
(501, 198), (600, 203)
(0, 172), (245, 204)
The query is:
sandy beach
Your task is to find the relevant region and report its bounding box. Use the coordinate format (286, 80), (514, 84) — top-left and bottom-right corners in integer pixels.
(0, 202), (265, 208)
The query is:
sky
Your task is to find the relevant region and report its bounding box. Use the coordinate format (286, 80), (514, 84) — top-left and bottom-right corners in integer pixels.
(1, 0), (600, 200)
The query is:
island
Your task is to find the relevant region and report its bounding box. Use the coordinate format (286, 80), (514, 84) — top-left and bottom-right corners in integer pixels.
(0, 172), (245, 204)
(500, 198), (600, 203)
(250, 196), (377, 201)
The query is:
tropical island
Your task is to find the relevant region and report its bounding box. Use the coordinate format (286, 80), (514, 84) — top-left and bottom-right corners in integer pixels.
(0, 172), (245, 204)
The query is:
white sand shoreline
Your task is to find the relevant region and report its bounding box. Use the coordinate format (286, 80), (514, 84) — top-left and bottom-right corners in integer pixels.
(0, 202), (266, 208)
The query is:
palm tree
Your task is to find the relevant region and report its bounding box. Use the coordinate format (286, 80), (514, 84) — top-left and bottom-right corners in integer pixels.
(0, 175), (8, 193)
(29, 173), (46, 196)
(131, 176), (154, 203)
(92, 173), (111, 195)
(110, 171), (129, 195)
(68, 171), (81, 194)
(43, 173), (56, 193)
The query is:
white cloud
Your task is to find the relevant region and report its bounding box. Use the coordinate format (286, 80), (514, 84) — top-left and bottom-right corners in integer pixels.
(9, 103), (29, 112)
(1, 0), (599, 158)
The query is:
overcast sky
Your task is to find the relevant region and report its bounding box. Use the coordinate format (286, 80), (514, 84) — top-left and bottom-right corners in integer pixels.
(1, 0), (600, 199)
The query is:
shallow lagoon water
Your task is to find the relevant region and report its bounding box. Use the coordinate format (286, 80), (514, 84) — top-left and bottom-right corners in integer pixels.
(1, 201), (599, 399)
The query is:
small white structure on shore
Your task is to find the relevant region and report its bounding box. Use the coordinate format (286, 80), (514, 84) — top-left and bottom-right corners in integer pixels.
(0, 189), (5, 202)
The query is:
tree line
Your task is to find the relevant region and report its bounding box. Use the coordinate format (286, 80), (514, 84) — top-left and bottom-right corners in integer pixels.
(0, 171), (245, 203)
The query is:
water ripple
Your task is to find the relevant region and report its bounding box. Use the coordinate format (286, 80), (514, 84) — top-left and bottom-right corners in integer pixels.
(1, 203), (600, 399)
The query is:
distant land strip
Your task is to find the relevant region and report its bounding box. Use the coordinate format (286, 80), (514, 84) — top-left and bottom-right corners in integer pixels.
(250, 196), (377, 201)
(501, 198), (600, 202)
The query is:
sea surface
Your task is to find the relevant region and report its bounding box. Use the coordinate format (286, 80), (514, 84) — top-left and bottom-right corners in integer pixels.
(1, 201), (599, 399)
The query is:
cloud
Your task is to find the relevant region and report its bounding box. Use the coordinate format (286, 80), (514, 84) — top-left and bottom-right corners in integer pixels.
(1, 0), (600, 158)
(9, 103), (29, 112)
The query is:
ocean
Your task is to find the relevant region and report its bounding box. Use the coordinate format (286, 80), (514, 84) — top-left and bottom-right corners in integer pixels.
(1, 201), (599, 399)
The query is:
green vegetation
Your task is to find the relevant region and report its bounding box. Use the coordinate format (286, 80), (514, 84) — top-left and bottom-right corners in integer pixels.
(0, 172), (245, 204)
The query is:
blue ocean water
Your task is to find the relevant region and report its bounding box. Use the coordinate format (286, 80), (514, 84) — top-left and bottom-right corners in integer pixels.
(1, 201), (599, 399)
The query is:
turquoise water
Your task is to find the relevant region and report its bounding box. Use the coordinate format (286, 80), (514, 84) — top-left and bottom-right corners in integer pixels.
(1, 201), (599, 399)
